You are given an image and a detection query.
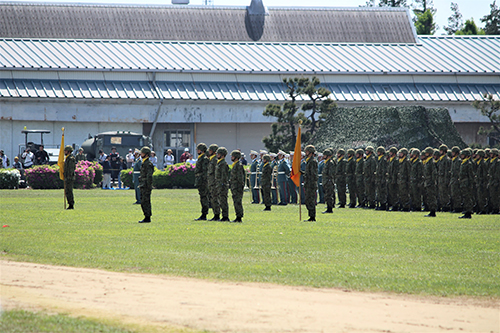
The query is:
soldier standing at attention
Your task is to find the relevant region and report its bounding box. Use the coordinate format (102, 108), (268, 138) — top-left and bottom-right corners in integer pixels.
(138, 146), (154, 223)
(302, 145), (318, 221)
(317, 152), (325, 204)
(449, 146), (462, 213)
(258, 150), (267, 204)
(215, 147), (230, 222)
(397, 148), (411, 211)
(422, 147), (438, 217)
(132, 149), (141, 204)
(261, 154), (272, 211)
(487, 148), (500, 214)
(346, 149), (357, 208)
(249, 151), (260, 204)
(336, 149), (347, 208)
(364, 146), (377, 209)
(207, 144), (220, 221)
(322, 149), (335, 214)
(277, 151), (290, 205)
(458, 148), (475, 219)
(194, 143), (209, 221)
(63, 145), (76, 210)
(355, 149), (365, 207)
(409, 148), (423, 211)
(270, 153), (278, 205)
(300, 151), (307, 204)
(437, 144), (451, 212)
(230, 150), (245, 222)
(75, 148), (86, 162)
(375, 146), (388, 211)
(475, 150), (488, 214)
(387, 147), (399, 211)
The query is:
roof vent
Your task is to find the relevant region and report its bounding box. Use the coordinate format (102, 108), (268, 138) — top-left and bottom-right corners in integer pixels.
(171, 0), (189, 4)
(247, 0), (268, 15)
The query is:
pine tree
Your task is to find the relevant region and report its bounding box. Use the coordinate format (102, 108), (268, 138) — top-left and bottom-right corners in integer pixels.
(455, 19), (485, 35)
(481, 0), (500, 35)
(473, 93), (500, 143)
(444, 2), (463, 35)
(414, 9), (437, 34)
(378, 0), (407, 7)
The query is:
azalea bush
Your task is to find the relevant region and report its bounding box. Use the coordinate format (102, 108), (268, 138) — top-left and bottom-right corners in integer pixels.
(152, 163), (196, 189)
(25, 165), (63, 189)
(120, 169), (134, 189)
(74, 161), (96, 189)
(0, 169), (21, 189)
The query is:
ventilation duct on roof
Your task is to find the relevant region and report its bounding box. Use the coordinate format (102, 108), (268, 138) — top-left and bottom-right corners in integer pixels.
(172, 0), (189, 4)
(247, 0), (268, 15)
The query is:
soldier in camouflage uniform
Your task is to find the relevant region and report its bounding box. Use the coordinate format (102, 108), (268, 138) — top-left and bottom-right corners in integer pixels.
(355, 149), (365, 207)
(322, 149), (335, 214)
(387, 147), (399, 211)
(336, 148), (347, 208)
(449, 146), (462, 213)
(303, 145), (318, 221)
(375, 146), (388, 210)
(475, 150), (488, 214)
(397, 148), (411, 211)
(487, 148), (500, 214)
(261, 154), (273, 211)
(138, 146), (154, 223)
(215, 147), (230, 221)
(436, 144), (451, 212)
(317, 153), (325, 204)
(207, 144), (219, 221)
(63, 145), (76, 210)
(364, 146), (377, 209)
(409, 148), (423, 211)
(422, 147), (437, 217)
(270, 153), (278, 205)
(194, 143), (210, 220)
(346, 149), (357, 208)
(458, 148), (475, 218)
(230, 150), (245, 222)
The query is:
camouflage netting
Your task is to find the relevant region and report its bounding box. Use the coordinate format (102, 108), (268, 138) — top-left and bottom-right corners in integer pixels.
(314, 106), (466, 151)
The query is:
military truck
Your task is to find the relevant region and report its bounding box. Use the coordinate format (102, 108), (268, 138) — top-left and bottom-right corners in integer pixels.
(81, 131), (153, 160)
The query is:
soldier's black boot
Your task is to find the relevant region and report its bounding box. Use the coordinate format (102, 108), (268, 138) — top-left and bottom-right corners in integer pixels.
(231, 217), (242, 223)
(139, 216), (151, 223)
(220, 216), (230, 222)
(67, 204), (74, 210)
(209, 214), (220, 221)
(263, 206), (271, 211)
(459, 212), (472, 219)
(425, 210), (436, 217)
(195, 214), (207, 221)
(349, 203), (356, 208)
(391, 204), (399, 212)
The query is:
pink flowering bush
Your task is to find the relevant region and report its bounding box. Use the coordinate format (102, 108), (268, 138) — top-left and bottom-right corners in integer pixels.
(153, 163), (196, 189)
(120, 168), (134, 188)
(25, 165), (64, 189)
(74, 160), (95, 189)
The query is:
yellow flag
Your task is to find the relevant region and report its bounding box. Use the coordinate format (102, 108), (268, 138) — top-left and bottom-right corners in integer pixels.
(58, 129), (65, 180)
(290, 126), (301, 187)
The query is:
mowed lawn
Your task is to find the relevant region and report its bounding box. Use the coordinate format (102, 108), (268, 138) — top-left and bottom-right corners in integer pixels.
(1, 189), (499, 297)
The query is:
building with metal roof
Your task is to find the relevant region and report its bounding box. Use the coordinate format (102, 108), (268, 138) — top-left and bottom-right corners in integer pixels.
(0, 0), (499, 164)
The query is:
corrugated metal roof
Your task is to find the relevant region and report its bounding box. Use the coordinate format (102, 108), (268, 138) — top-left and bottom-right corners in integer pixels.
(1, 79), (498, 102)
(0, 3), (416, 43)
(0, 36), (498, 74)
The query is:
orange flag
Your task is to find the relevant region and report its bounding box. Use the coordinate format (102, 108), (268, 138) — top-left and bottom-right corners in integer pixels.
(58, 128), (65, 180)
(290, 126), (301, 187)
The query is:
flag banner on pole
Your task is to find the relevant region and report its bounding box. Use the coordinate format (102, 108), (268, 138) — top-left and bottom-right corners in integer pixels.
(58, 128), (65, 180)
(290, 126), (301, 187)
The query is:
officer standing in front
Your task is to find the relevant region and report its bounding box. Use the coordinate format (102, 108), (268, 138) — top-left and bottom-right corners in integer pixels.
(277, 151), (290, 205)
(215, 147), (230, 222)
(261, 154), (272, 211)
(138, 146), (154, 223)
(230, 150), (245, 222)
(194, 143), (210, 221)
(132, 149), (141, 204)
(302, 145), (318, 222)
(63, 145), (76, 210)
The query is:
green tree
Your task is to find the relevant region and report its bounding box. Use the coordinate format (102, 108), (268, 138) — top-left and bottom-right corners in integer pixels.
(444, 2), (463, 35)
(455, 19), (486, 35)
(378, 0), (407, 6)
(414, 9), (437, 34)
(473, 93), (500, 143)
(481, 0), (500, 35)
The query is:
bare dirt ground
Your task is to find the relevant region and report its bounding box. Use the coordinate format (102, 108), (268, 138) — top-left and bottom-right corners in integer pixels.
(1, 260), (498, 333)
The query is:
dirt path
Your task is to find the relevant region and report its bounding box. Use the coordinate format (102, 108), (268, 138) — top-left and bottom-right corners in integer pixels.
(1, 261), (498, 333)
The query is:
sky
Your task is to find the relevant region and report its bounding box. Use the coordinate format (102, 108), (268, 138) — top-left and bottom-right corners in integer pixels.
(15, 0), (494, 35)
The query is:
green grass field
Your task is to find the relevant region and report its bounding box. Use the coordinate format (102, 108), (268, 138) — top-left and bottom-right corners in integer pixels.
(1, 189), (499, 297)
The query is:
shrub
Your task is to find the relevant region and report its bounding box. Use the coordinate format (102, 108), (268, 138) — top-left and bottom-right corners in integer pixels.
(74, 161), (95, 189)
(120, 169), (134, 188)
(168, 163), (195, 188)
(25, 165), (63, 189)
(92, 162), (103, 185)
(0, 169), (21, 189)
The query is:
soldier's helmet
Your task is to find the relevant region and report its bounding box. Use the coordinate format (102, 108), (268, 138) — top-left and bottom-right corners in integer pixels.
(424, 147), (434, 155)
(337, 148), (345, 155)
(209, 144), (219, 153)
(365, 146), (374, 153)
(461, 149), (470, 156)
(64, 145), (74, 152)
(484, 148), (491, 154)
(347, 148), (355, 155)
(451, 146), (461, 154)
(305, 145), (316, 153)
(376, 146), (386, 154)
(355, 148), (364, 155)
(389, 147), (398, 154)
(491, 148), (499, 156)
(323, 149), (332, 156)
(433, 149), (440, 156)
(439, 144), (449, 152)
(231, 150), (241, 159)
(477, 149), (485, 157)
(216, 147), (227, 156)
(398, 148), (408, 155)
(197, 143), (208, 152)
(140, 146), (151, 155)
(263, 154), (271, 162)
(412, 148), (421, 155)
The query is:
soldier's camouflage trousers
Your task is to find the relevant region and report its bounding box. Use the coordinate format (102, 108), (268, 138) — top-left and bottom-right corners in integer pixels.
(376, 181), (387, 206)
(198, 185), (209, 215)
(262, 184), (272, 208)
(356, 177), (365, 206)
(425, 185), (437, 211)
(209, 184), (220, 215)
(387, 183), (397, 208)
(365, 180), (375, 207)
(398, 183), (410, 210)
(65, 180), (74, 206)
(231, 189), (244, 218)
(323, 181), (335, 209)
(461, 184), (473, 214)
(438, 180), (450, 210)
(450, 182), (461, 211)
(410, 182), (421, 210)
(140, 187), (152, 217)
(337, 180), (347, 206)
(216, 184), (229, 219)
(347, 178), (356, 206)
(305, 186), (317, 218)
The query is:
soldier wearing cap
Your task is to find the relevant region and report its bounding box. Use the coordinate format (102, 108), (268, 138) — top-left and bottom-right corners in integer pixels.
(230, 150), (245, 222)
(270, 153), (278, 205)
(207, 144), (220, 221)
(364, 146), (377, 209)
(387, 147), (399, 211)
(215, 147), (230, 221)
(355, 149), (365, 207)
(132, 149), (142, 205)
(396, 148), (410, 211)
(63, 145), (76, 210)
(302, 145), (318, 221)
(487, 148), (500, 214)
(76, 147), (87, 162)
(322, 149), (335, 213)
(458, 148), (474, 218)
(336, 148), (347, 208)
(449, 146), (462, 213)
(436, 144), (451, 212)
(409, 148), (423, 211)
(277, 151), (290, 205)
(261, 154), (273, 211)
(346, 148), (357, 208)
(138, 146), (154, 223)
(422, 147), (437, 217)
(375, 146), (388, 210)
(249, 150), (260, 204)
(475, 150), (488, 214)
(317, 152), (325, 204)
(194, 143), (210, 220)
